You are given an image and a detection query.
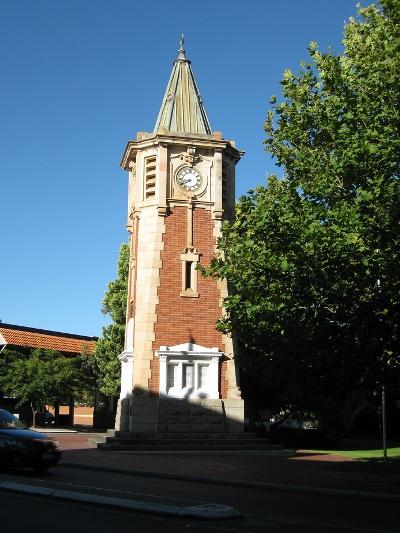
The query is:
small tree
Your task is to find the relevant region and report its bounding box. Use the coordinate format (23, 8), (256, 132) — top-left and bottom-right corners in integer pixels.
(0, 349), (79, 427)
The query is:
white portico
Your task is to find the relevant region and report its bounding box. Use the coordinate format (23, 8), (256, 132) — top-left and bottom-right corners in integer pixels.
(157, 343), (222, 399)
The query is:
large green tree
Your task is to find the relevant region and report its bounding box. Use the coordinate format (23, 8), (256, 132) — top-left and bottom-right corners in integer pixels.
(94, 242), (129, 397)
(205, 0), (400, 433)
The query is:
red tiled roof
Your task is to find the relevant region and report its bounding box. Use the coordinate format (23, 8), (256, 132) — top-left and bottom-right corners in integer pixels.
(0, 324), (97, 355)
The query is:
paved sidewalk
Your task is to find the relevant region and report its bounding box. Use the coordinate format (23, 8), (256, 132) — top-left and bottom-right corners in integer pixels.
(49, 432), (400, 498)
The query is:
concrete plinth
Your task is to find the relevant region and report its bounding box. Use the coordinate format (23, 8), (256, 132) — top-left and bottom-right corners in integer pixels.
(119, 396), (244, 434)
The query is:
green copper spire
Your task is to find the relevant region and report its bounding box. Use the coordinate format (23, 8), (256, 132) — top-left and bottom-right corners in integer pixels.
(154, 37), (212, 135)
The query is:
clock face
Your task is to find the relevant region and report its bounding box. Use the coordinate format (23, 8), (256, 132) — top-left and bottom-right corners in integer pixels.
(176, 166), (202, 192)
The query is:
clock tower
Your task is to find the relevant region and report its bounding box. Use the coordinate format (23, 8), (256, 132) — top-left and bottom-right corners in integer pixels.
(116, 38), (244, 435)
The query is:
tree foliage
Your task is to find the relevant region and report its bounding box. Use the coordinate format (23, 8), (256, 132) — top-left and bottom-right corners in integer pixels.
(0, 349), (80, 426)
(102, 241), (129, 325)
(93, 242), (129, 396)
(205, 0), (400, 432)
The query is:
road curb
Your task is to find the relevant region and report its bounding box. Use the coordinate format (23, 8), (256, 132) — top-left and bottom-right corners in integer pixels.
(0, 481), (240, 519)
(61, 460), (400, 502)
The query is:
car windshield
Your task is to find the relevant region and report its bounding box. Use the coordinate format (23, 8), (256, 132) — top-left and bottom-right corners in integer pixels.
(0, 410), (27, 429)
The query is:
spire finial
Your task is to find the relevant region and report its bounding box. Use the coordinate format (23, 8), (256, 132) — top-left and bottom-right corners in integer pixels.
(177, 33), (186, 60)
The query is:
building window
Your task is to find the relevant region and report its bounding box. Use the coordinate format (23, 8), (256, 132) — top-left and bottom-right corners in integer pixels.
(183, 364), (194, 389)
(165, 361), (210, 396)
(144, 156), (156, 199)
(184, 261), (193, 291)
(198, 365), (208, 389)
(180, 249), (199, 297)
(167, 363), (179, 393)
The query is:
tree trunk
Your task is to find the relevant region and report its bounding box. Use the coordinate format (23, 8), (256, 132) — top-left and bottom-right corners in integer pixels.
(68, 396), (75, 426)
(342, 391), (368, 436)
(54, 402), (60, 426)
(31, 402), (37, 428)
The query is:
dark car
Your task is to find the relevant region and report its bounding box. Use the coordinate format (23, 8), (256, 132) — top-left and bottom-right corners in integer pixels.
(0, 409), (61, 472)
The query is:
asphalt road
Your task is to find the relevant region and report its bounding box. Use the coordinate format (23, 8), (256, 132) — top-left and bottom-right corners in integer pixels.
(1, 491), (229, 533)
(1, 465), (399, 533)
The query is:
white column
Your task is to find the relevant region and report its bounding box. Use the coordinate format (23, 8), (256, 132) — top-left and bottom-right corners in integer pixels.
(159, 355), (168, 395)
(125, 318), (134, 352)
(177, 362), (183, 391)
(209, 356), (220, 399)
(118, 352), (134, 400)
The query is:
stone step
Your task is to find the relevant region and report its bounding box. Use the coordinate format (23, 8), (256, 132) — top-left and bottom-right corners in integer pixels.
(98, 442), (281, 452)
(113, 432), (258, 440)
(89, 435), (107, 445)
(104, 437), (274, 447)
(96, 430), (281, 452)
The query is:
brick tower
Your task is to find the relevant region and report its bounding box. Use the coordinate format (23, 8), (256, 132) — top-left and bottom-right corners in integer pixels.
(115, 38), (244, 434)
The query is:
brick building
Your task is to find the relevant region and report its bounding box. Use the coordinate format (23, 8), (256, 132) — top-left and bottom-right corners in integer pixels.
(0, 322), (97, 425)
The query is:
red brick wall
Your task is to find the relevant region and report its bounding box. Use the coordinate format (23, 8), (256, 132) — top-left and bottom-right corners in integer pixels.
(148, 357), (160, 395)
(47, 405), (93, 426)
(149, 206), (226, 396)
(220, 360), (229, 399)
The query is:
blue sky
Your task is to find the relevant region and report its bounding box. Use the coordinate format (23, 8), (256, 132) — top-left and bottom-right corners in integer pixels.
(0, 0), (358, 336)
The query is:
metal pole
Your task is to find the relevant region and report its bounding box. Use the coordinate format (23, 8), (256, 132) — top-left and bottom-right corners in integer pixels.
(382, 384), (387, 461)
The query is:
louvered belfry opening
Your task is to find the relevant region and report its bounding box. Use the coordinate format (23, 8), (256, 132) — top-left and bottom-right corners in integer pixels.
(144, 156), (157, 198)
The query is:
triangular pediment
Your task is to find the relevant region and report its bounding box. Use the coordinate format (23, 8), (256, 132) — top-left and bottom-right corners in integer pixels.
(162, 342), (219, 353)
(157, 342), (223, 358)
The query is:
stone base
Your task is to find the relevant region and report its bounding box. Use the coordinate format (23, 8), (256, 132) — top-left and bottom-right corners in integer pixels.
(116, 396), (244, 434)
